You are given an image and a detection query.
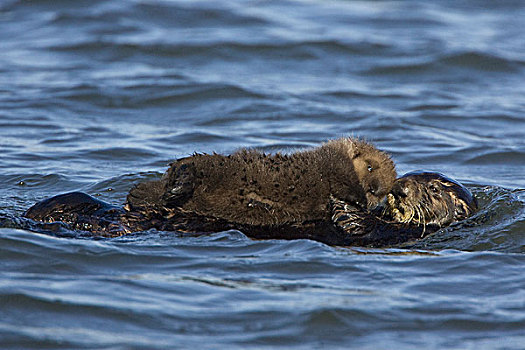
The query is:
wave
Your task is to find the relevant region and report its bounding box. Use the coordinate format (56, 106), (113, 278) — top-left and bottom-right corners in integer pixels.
(49, 80), (266, 109)
(365, 50), (523, 76)
(465, 150), (525, 165)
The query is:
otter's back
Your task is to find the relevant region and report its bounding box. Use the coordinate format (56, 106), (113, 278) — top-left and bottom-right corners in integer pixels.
(176, 150), (333, 225)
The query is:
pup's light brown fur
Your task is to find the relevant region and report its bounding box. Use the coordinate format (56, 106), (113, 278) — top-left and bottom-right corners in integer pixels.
(127, 138), (396, 226)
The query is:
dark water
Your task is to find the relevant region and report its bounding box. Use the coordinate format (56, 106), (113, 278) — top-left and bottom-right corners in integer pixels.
(1, 0), (524, 348)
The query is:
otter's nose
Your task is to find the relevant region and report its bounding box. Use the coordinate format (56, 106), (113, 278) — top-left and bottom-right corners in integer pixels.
(391, 181), (409, 199)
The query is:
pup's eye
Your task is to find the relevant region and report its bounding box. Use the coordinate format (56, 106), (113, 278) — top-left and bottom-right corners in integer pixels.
(367, 165), (373, 172)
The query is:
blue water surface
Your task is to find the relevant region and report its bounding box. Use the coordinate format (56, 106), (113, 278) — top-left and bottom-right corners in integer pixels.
(1, 0), (524, 349)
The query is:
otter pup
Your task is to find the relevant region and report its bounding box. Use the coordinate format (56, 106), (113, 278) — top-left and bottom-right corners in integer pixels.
(126, 138), (396, 226)
(21, 171), (478, 247)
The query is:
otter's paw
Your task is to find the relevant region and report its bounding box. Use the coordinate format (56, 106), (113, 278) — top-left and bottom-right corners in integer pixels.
(330, 195), (365, 235)
(162, 162), (196, 208)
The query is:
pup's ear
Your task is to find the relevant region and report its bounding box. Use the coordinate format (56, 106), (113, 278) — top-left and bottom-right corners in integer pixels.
(349, 139), (361, 159)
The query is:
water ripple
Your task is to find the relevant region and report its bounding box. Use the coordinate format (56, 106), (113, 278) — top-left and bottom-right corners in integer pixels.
(1, 0), (525, 348)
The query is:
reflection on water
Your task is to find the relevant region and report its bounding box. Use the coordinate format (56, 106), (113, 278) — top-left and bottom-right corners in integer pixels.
(0, 0), (524, 349)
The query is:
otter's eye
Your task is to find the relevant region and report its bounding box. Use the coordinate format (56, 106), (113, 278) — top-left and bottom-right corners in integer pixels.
(367, 165), (373, 172)
(430, 183), (440, 194)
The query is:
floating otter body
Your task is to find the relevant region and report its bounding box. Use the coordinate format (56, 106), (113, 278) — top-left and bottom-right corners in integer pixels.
(22, 138), (478, 246)
(23, 171), (477, 247)
(126, 138), (397, 226)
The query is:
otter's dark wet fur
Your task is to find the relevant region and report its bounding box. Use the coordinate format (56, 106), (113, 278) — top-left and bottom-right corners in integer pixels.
(127, 138), (396, 226)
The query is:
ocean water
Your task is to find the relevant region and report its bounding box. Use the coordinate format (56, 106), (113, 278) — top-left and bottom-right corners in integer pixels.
(1, 0), (524, 349)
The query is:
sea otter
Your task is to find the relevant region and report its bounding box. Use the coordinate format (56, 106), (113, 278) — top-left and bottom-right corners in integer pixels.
(21, 138), (478, 246)
(328, 171), (478, 245)
(384, 171), (478, 228)
(22, 171), (477, 247)
(126, 138), (397, 226)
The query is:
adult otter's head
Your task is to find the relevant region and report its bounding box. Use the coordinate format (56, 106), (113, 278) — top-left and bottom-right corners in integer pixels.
(345, 139), (397, 209)
(385, 171), (477, 227)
